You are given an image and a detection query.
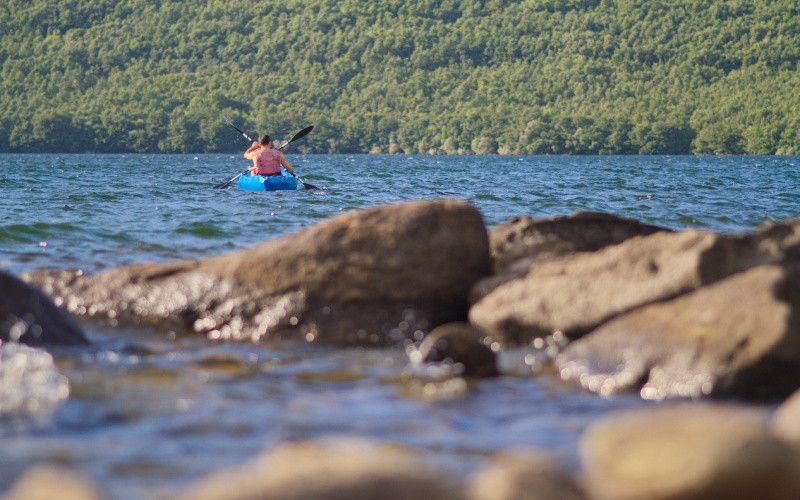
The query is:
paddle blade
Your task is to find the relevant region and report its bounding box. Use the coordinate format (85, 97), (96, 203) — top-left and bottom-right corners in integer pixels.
(290, 125), (314, 143)
(278, 125), (314, 150)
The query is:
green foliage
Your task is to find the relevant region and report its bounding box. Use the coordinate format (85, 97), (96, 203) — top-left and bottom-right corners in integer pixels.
(1, 0), (799, 154)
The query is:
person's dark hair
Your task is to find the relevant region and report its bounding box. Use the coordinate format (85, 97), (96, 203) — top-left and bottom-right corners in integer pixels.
(258, 134), (271, 146)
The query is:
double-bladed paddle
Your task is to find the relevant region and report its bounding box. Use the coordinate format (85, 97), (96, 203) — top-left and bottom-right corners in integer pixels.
(214, 116), (317, 190)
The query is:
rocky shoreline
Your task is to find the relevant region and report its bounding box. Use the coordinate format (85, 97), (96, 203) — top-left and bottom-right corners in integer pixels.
(5, 199), (800, 498)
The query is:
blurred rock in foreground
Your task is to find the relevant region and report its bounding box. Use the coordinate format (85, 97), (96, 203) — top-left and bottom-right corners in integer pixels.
(6, 465), (105, 500)
(173, 439), (463, 500)
(581, 404), (800, 500)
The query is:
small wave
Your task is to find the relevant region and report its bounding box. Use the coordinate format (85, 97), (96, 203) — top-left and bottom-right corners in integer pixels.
(92, 193), (120, 201)
(677, 214), (702, 227)
(0, 222), (81, 243)
(472, 193), (503, 202)
(175, 221), (229, 239)
(100, 230), (137, 243)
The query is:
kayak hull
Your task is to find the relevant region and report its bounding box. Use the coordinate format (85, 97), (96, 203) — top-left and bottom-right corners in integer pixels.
(237, 169), (298, 191)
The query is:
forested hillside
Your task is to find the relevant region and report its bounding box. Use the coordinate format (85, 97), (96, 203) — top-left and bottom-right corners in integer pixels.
(1, 0), (799, 154)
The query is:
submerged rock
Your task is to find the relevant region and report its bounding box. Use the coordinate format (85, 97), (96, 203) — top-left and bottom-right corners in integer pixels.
(25, 200), (491, 345)
(557, 265), (800, 401)
(1, 271), (87, 346)
(470, 228), (772, 346)
(581, 404), (800, 500)
(413, 322), (499, 378)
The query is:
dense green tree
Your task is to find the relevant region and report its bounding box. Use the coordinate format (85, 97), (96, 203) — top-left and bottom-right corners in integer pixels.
(1, 0), (799, 154)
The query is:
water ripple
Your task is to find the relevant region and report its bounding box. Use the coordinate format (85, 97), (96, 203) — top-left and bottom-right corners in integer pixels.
(1, 153), (800, 273)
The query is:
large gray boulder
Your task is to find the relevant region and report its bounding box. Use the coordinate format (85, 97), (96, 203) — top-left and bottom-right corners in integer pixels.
(470, 228), (773, 346)
(25, 200), (491, 345)
(489, 211), (668, 273)
(474, 212), (669, 302)
(557, 265), (800, 400)
(1, 270), (87, 346)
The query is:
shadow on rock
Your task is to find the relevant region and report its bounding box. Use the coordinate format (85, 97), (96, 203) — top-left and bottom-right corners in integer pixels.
(1, 270), (87, 347)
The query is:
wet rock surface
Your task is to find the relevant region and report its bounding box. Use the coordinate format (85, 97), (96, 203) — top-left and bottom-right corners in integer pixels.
(557, 264), (800, 400)
(1, 270), (87, 346)
(470, 228), (772, 345)
(24, 200), (491, 345)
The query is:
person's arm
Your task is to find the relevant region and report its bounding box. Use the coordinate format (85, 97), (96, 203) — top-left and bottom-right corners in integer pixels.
(243, 141), (260, 160)
(279, 153), (295, 174)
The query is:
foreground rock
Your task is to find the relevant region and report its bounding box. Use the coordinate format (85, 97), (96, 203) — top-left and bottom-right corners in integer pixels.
(1, 271), (87, 346)
(174, 439), (463, 500)
(5, 465), (105, 500)
(772, 388), (800, 446)
(468, 455), (585, 500)
(471, 228), (770, 345)
(557, 265), (800, 400)
(581, 404), (800, 500)
(25, 201), (490, 345)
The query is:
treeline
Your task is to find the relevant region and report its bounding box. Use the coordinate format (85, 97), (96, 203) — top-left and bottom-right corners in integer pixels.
(1, 0), (799, 154)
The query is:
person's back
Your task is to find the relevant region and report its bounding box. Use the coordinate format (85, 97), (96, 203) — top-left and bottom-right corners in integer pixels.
(244, 133), (296, 177)
(253, 147), (281, 175)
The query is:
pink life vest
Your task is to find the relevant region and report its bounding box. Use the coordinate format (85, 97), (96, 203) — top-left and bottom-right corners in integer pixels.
(253, 148), (281, 175)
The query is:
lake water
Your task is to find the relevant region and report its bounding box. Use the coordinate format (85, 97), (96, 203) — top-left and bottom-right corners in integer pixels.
(1, 154), (799, 498)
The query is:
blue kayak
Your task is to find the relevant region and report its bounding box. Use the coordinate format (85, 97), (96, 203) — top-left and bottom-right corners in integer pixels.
(237, 169), (298, 191)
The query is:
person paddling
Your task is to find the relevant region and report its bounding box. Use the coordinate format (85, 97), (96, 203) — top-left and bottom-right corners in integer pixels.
(244, 134), (296, 176)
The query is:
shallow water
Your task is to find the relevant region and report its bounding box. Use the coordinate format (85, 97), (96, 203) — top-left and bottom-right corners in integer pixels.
(1, 154), (799, 497)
